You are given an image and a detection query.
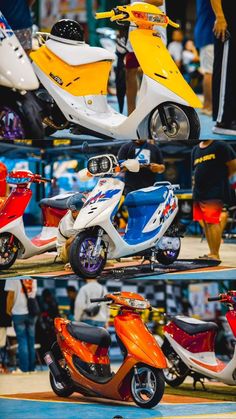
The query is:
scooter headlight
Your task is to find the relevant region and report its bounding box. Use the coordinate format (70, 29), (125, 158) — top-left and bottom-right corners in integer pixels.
(122, 298), (150, 309)
(87, 155), (114, 175)
(87, 158), (99, 175)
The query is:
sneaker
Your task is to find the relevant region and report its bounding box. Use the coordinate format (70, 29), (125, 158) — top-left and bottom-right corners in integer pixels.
(212, 121), (236, 136)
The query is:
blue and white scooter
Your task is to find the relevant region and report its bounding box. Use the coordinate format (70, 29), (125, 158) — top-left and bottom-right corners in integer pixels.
(69, 154), (181, 278)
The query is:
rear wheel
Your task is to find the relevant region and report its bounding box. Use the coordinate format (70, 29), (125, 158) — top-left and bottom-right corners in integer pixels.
(70, 231), (107, 278)
(149, 102), (200, 141)
(162, 338), (189, 387)
(0, 233), (18, 270)
(130, 364), (165, 409)
(49, 371), (74, 397)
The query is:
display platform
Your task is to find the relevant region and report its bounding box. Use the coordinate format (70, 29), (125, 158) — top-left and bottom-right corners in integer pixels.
(0, 392), (235, 419)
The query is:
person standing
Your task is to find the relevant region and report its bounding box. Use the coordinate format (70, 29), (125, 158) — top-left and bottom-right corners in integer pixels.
(1, 0), (35, 53)
(74, 279), (109, 328)
(210, 0), (236, 135)
(117, 140), (165, 194)
(0, 280), (12, 373)
(192, 140), (236, 261)
(66, 286), (78, 320)
(5, 279), (38, 372)
(194, 0), (215, 115)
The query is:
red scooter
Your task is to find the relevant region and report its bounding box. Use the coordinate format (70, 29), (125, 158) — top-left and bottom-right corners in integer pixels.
(0, 170), (74, 269)
(162, 290), (236, 387)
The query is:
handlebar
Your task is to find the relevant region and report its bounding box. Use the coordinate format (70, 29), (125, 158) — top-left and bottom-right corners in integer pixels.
(208, 296), (222, 302)
(90, 297), (112, 303)
(95, 10), (115, 20)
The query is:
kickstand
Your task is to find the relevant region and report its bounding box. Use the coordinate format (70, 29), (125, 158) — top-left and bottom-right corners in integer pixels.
(193, 376), (206, 391)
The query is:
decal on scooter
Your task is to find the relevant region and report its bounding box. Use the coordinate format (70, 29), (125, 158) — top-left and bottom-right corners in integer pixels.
(0, 13), (13, 41)
(84, 189), (120, 207)
(49, 72), (63, 86)
(160, 199), (177, 223)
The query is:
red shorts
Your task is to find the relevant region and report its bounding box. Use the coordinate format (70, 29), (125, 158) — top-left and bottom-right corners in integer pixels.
(125, 52), (140, 69)
(193, 201), (223, 224)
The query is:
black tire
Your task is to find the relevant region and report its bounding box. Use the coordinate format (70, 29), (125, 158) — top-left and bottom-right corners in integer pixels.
(0, 233), (18, 270)
(69, 230), (107, 278)
(130, 364), (165, 409)
(162, 338), (189, 387)
(148, 102), (200, 141)
(49, 371), (74, 397)
(0, 87), (44, 139)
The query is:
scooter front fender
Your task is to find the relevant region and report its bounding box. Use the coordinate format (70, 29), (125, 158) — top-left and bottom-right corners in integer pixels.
(130, 29), (202, 109)
(115, 313), (167, 369)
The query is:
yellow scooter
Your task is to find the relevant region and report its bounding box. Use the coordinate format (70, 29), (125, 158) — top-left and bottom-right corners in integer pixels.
(31, 3), (202, 140)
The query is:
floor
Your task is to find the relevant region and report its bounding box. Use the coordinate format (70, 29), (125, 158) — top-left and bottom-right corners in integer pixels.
(0, 371), (235, 419)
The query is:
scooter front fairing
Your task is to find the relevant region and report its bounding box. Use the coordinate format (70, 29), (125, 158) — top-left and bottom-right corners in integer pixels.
(131, 29), (202, 109)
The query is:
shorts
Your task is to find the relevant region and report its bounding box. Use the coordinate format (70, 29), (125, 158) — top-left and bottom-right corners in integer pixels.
(125, 52), (140, 69)
(14, 27), (32, 51)
(58, 244), (69, 263)
(0, 327), (7, 348)
(200, 44), (214, 74)
(193, 200), (223, 224)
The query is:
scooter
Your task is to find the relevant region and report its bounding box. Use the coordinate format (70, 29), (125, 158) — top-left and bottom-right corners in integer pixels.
(44, 291), (167, 408)
(31, 2), (202, 141)
(0, 12), (44, 139)
(162, 290), (236, 387)
(69, 154), (180, 278)
(0, 170), (74, 269)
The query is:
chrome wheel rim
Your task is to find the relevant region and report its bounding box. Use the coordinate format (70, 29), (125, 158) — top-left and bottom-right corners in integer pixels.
(150, 104), (190, 141)
(131, 367), (157, 404)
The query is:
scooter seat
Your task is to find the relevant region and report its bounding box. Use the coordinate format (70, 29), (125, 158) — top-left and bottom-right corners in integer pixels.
(67, 322), (111, 348)
(39, 193), (75, 210)
(173, 316), (218, 335)
(124, 186), (168, 207)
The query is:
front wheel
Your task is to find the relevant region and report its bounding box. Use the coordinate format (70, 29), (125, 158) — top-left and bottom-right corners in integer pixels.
(69, 231), (107, 278)
(130, 365), (165, 409)
(0, 233), (19, 270)
(149, 102), (200, 141)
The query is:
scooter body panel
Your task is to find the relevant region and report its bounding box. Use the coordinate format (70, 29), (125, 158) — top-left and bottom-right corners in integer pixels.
(0, 12), (39, 90)
(130, 28), (202, 108)
(115, 312), (167, 368)
(164, 317), (236, 385)
(0, 187), (32, 229)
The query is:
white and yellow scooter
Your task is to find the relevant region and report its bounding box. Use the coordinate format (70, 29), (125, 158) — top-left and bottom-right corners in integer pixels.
(31, 3), (202, 140)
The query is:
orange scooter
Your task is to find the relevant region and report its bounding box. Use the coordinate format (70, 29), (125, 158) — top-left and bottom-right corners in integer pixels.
(44, 291), (167, 408)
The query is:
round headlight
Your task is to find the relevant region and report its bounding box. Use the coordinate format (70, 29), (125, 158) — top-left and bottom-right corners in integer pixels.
(88, 159), (99, 175)
(99, 156), (111, 173)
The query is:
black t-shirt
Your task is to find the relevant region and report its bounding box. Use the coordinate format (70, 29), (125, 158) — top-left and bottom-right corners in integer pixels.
(117, 141), (164, 193)
(192, 141), (236, 203)
(222, 1), (236, 32)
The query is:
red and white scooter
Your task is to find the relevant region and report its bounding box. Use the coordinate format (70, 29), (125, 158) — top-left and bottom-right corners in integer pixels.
(162, 290), (236, 387)
(0, 170), (73, 269)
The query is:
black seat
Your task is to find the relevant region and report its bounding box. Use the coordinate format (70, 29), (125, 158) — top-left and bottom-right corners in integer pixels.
(173, 317), (218, 335)
(67, 322), (111, 348)
(39, 193), (74, 210)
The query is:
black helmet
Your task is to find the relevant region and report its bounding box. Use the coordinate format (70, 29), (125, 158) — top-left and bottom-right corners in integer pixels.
(50, 19), (84, 44)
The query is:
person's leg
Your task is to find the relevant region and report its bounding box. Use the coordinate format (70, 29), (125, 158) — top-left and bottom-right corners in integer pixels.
(12, 315), (29, 372)
(126, 67), (139, 115)
(202, 73), (212, 112)
(26, 316), (36, 372)
(220, 209), (228, 235)
(201, 201), (223, 260)
(204, 223), (221, 260)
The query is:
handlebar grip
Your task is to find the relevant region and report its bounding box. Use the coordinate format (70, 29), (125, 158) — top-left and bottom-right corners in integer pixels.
(168, 19), (180, 28)
(95, 10), (114, 20)
(90, 297), (111, 303)
(208, 296), (221, 302)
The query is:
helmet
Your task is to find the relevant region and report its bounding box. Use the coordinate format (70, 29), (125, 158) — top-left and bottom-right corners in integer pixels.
(50, 19), (84, 44)
(67, 193), (83, 211)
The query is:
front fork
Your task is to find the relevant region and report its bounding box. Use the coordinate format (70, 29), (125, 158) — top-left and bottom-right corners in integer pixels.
(92, 228), (104, 257)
